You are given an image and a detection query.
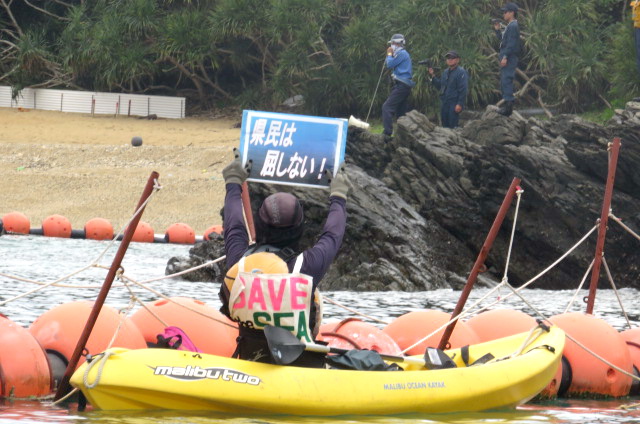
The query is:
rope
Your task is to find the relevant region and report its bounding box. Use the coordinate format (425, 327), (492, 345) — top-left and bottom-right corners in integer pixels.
(619, 401), (640, 410)
(137, 255), (226, 284)
(507, 325), (545, 358)
(122, 275), (238, 329)
(601, 257), (632, 329)
(610, 213), (640, 242)
(365, 59), (387, 123)
(0, 180), (163, 306)
(501, 187), (524, 282)
(500, 280), (640, 383)
(45, 387), (78, 406)
(322, 296), (390, 325)
(105, 284), (137, 350)
(83, 351), (116, 389)
(564, 259), (594, 313)
(122, 280), (169, 328)
(0, 263), (98, 306)
(399, 224), (597, 355)
(0, 269), (125, 289)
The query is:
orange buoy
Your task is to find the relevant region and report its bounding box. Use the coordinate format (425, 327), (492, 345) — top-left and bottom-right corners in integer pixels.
(130, 297), (238, 357)
(550, 312), (633, 397)
(203, 225), (223, 241)
(165, 223), (195, 244)
(317, 318), (401, 355)
(131, 221), (154, 243)
(84, 218), (114, 241)
(0, 314), (52, 397)
(620, 327), (640, 395)
(382, 310), (479, 355)
(466, 309), (538, 343)
(41, 214), (72, 238)
(1, 212), (30, 234)
(29, 301), (146, 386)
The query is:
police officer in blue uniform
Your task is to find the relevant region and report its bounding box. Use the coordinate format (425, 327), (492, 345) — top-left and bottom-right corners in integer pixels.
(494, 3), (521, 116)
(428, 51), (469, 129)
(382, 34), (415, 139)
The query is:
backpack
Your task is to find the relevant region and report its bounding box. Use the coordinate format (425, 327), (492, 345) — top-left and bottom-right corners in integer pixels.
(156, 326), (202, 352)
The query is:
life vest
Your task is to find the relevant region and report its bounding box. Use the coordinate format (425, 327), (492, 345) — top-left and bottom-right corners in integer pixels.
(227, 252), (315, 343)
(633, 1), (640, 27)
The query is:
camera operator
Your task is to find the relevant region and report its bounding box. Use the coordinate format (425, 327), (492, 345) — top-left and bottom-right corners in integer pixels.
(428, 51), (469, 129)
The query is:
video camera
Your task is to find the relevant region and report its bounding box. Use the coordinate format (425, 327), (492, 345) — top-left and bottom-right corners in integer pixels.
(418, 58), (440, 71)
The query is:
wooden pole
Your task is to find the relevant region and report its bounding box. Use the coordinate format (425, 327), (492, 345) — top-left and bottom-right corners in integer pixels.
(438, 177), (521, 350)
(585, 137), (621, 314)
(54, 171), (160, 400)
(241, 182), (256, 242)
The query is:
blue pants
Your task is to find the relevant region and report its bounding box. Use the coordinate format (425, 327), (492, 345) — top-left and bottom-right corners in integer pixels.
(382, 82), (412, 136)
(440, 101), (460, 128)
(500, 56), (518, 102)
(635, 28), (640, 76)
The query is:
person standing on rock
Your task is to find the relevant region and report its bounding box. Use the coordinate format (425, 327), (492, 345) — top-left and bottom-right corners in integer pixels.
(632, 0), (640, 77)
(428, 50), (469, 129)
(382, 33), (416, 140)
(493, 2), (521, 117)
(219, 149), (351, 366)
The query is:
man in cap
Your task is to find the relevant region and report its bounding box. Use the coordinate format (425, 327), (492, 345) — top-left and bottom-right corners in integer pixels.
(428, 50), (469, 128)
(493, 2), (521, 116)
(219, 149), (351, 365)
(382, 33), (415, 139)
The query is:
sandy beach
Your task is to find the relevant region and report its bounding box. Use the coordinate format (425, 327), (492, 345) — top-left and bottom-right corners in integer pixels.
(0, 107), (242, 235)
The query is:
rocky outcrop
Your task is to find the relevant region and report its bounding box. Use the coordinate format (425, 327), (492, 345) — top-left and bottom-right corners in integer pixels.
(167, 101), (640, 290)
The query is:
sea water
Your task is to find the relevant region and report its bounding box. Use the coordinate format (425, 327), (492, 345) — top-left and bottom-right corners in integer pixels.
(1, 235), (639, 424)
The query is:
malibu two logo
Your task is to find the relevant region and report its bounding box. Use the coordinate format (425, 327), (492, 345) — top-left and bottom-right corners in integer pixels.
(152, 365), (261, 386)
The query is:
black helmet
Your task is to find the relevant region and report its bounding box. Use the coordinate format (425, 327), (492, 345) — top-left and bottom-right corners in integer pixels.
(255, 193), (304, 248)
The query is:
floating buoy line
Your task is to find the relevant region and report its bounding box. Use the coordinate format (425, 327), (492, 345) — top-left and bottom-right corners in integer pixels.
(0, 211), (223, 244)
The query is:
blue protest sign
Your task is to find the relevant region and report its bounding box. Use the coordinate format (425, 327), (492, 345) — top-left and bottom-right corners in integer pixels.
(239, 110), (347, 188)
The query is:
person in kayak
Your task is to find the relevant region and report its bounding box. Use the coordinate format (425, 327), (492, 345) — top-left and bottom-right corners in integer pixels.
(219, 150), (351, 366)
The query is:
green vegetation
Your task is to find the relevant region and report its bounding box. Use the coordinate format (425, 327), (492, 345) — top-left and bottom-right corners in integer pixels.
(579, 98), (630, 124)
(0, 0), (638, 117)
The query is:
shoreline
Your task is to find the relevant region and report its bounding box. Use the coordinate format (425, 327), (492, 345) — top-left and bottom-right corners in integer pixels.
(0, 108), (242, 235)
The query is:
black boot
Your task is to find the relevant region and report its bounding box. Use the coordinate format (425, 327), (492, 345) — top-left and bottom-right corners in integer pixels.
(504, 100), (514, 116)
(497, 101), (514, 117)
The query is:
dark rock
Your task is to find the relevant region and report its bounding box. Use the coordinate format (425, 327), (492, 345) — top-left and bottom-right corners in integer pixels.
(167, 102), (640, 291)
(165, 233), (226, 282)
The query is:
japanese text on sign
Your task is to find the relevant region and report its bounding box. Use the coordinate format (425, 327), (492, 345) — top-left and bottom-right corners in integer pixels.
(239, 110), (347, 188)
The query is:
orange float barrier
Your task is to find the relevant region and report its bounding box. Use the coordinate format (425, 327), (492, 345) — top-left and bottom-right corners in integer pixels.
(382, 310), (479, 355)
(41, 214), (72, 238)
(466, 309), (537, 342)
(0, 314), (53, 398)
(317, 318), (401, 355)
(165, 223), (196, 244)
(84, 218), (114, 241)
(29, 301), (146, 386)
(130, 296), (238, 357)
(550, 312), (633, 397)
(129, 221), (155, 243)
(620, 327), (640, 395)
(203, 224), (223, 240)
(466, 309), (563, 398)
(3, 211), (203, 244)
(1, 212), (30, 234)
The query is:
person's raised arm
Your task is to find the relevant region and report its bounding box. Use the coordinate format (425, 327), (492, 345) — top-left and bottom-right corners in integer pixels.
(222, 149), (252, 268)
(299, 167), (352, 286)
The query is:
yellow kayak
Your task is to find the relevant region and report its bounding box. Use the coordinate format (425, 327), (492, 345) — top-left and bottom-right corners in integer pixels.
(70, 325), (564, 415)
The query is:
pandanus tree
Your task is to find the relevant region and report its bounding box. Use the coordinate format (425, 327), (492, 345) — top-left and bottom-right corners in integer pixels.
(0, 0), (637, 115)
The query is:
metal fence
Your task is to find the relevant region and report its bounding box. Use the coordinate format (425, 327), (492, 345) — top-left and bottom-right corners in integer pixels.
(0, 86), (186, 119)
